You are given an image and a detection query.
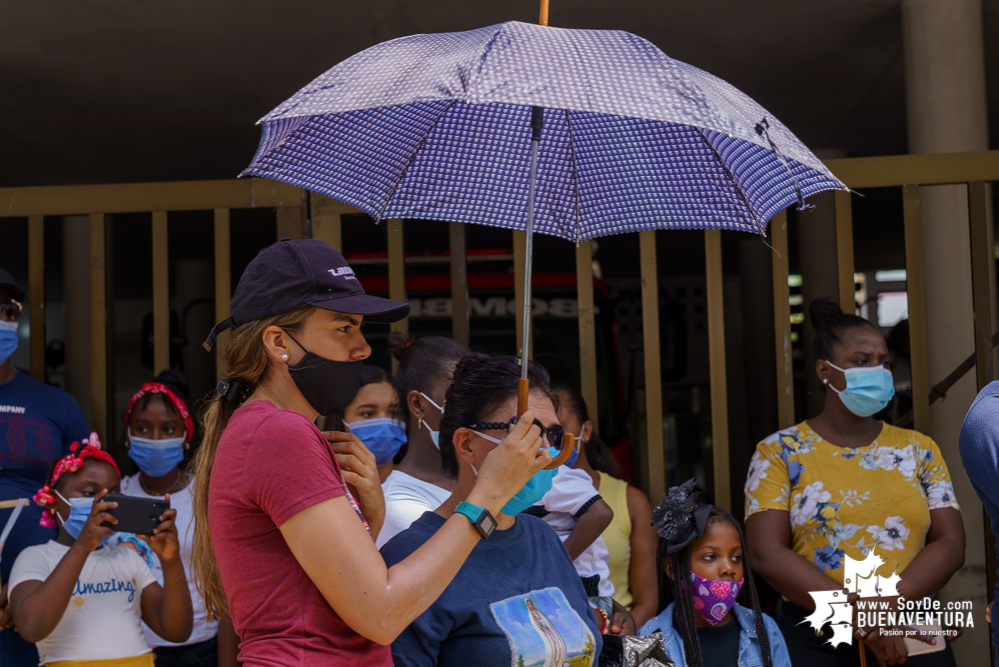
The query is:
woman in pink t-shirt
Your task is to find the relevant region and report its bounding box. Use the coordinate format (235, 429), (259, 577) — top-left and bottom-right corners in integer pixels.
(191, 239), (551, 666)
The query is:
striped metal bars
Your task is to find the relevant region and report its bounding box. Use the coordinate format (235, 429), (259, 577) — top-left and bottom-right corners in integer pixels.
(27, 216), (44, 381)
(1, 179), (305, 441)
(640, 231), (666, 504)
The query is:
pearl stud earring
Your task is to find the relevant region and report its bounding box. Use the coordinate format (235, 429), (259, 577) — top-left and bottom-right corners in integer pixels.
(281, 354), (289, 361)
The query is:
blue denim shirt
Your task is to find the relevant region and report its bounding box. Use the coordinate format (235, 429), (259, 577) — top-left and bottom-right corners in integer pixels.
(638, 602), (792, 667)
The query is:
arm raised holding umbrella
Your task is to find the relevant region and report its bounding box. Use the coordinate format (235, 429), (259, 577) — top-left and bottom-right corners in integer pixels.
(191, 239), (552, 664)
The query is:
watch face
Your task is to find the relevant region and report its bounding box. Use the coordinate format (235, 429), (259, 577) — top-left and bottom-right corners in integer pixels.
(479, 512), (498, 536)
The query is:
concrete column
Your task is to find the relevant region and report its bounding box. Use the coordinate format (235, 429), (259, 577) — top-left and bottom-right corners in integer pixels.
(62, 216), (92, 425)
(902, 0), (990, 662)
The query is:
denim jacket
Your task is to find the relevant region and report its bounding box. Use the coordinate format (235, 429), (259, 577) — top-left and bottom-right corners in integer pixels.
(638, 602), (792, 667)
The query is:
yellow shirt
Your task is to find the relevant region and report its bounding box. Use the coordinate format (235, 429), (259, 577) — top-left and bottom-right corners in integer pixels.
(598, 471), (633, 609)
(744, 421), (960, 586)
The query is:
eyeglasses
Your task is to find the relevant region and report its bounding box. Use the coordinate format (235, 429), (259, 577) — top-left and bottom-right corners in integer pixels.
(465, 416), (565, 451)
(0, 300), (22, 323)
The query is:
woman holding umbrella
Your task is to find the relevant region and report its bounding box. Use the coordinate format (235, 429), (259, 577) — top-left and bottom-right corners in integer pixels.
(191, 239), (551, 666)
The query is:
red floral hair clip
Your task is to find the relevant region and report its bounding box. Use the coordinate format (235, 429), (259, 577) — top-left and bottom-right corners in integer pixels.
(33, 432), (120, 528)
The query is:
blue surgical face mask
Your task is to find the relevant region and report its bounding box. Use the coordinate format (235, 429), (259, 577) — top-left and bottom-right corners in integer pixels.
(501, 467), (557, 515)
(825, 361), (895, 417)
(128, 434), (186, 478)
(347, 418), (408, 466)
(54, 489), (109, 547)
(0, 321), (17, 364)
(565, 437), (581, 468)
(419, 392), (444, 450)
(470, 430), (559, 516)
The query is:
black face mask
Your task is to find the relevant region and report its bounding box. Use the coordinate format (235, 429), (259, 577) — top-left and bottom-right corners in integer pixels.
(284, 332), (363, 416)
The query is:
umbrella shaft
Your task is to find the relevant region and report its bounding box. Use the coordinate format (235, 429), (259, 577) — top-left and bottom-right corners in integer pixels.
(521, 137), (540, 379)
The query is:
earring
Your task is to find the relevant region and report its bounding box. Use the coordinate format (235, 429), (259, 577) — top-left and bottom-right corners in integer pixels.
(822, 378), (829, 385)
(281, 354), (289, 361)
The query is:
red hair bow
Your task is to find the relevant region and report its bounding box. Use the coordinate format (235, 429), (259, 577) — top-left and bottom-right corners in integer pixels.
(34, 433), (120, 528)
(125, 382), (195, 440)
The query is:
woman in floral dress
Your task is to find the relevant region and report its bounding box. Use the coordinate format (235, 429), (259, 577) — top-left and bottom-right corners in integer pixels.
(744, 298), (965, 667)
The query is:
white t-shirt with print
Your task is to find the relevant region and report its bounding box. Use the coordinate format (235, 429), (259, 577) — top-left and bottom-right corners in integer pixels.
(120, 474), (218, 647)
(532, 467), (615, 597)
(9, 540), (157, 664)
(377, 471), (453, 548)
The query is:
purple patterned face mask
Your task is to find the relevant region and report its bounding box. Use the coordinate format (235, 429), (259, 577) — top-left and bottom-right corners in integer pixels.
(689, 572), (743, 625)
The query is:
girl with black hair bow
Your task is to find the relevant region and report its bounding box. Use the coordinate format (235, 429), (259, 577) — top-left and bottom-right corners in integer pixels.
(638, 480), (790, 667)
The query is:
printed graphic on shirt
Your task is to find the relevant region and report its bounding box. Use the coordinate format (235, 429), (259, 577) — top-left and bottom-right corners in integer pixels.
(744, 422), (960, 587)
(490, 587), (596, 667)
(70, 574), (141, 605)
(0, 415), (59, 465)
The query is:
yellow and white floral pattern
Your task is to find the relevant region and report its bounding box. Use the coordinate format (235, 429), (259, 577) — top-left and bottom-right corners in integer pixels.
(744, 421), (960, 586)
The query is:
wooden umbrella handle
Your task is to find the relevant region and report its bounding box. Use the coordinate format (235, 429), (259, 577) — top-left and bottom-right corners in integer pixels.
(545, 433), (573, 470)
(519, 378), (572, 470)
(518, 377), (531, 417)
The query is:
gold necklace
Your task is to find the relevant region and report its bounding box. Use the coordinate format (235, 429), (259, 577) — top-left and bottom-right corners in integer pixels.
(140, 472), (188, 497)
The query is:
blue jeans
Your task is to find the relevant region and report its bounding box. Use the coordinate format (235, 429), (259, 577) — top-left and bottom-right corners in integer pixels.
(959, 380), (999, 667)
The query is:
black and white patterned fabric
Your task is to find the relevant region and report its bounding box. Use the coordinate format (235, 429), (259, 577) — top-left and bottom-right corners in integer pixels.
(243, 21), (844, 241)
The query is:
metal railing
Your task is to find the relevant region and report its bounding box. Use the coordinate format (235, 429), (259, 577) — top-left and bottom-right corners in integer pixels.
(2, 149), (998, 512)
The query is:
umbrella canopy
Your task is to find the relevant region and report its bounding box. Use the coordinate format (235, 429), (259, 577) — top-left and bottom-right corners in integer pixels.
(243, 21), (844, 242)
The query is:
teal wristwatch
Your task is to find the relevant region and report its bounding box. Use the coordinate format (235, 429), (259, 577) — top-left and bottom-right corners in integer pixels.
(455, 502), (497, 540)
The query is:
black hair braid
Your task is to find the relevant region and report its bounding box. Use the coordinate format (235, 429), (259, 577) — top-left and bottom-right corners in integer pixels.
(655, 537), (671, 615)
(669, 547), (705, 667)
(714, 507), (774, 667)
(739, 524), (773, 667)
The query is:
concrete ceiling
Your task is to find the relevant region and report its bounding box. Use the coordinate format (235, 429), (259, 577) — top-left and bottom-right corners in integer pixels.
(2, 0), (997, 187)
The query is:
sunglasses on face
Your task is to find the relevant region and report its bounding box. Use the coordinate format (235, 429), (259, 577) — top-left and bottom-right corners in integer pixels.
(465, 416), (565, 451)
(0, 300), (21, 323)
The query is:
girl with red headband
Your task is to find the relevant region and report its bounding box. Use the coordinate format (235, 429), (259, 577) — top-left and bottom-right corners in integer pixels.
(4, 433), (193, 666)
(116, 371), (239, 667)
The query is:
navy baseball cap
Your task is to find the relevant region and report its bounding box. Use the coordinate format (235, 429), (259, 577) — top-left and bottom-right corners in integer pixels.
(0, 268), (25, 301)
(203, 238), (410, 351)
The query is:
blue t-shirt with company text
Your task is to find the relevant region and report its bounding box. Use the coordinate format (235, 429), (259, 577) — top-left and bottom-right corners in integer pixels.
(0, 371), (88, 583)
(381, 511), (601, 667)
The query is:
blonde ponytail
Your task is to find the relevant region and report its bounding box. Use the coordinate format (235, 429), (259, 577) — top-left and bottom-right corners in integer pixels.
(190, 306), (315, 620)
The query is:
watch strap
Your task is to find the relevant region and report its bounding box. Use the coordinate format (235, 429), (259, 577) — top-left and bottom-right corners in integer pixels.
(455, 501), (496, 539)
(455, 501), (484, 523)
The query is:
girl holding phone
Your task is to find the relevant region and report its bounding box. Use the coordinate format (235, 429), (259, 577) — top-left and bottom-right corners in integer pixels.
(5, 435), (192, 666)
(116, 371), (240, 667)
